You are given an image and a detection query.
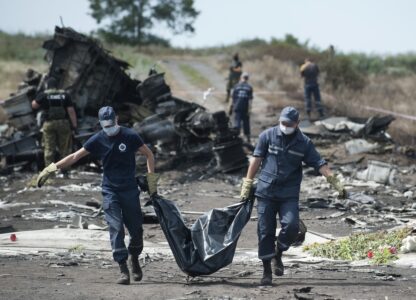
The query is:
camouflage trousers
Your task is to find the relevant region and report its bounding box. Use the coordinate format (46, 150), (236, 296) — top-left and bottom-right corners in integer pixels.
(225, 77), (240, 103)
(42, 120), (72, 166)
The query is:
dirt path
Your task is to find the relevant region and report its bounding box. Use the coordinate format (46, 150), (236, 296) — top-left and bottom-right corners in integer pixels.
(162, 57), (276, 137)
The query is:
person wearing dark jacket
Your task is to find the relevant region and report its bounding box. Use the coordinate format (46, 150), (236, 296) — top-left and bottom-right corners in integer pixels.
(240, 106), (346, 285)
(230, 72), (253, 143)
(31, 77), (77, 167)
(300, 58), (324, 119)
(36, 106), (159, 285)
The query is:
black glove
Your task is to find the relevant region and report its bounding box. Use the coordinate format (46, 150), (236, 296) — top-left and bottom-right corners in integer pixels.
(136, 175), (149, 192)
(228, 103), (233, 116)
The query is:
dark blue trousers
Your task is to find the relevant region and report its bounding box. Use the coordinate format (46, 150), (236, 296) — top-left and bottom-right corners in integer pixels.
(233, 111), (250, 135)
(257, 198), (299, 260)
(304, 84), (323, 115)
(102, 187), (143, 263)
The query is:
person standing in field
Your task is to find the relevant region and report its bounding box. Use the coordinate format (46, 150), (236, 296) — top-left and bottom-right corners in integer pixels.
(300, 58), (324, 119)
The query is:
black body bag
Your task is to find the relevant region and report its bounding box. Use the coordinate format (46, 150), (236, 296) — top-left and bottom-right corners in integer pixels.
(151, 195), (254, 277)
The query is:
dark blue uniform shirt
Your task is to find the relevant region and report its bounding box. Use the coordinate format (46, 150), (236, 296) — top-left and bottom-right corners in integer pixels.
(83, 127), (144, 190)
(253, 126), (326, 200)
(301, 63), (320, 85)
(232, 82), (253, 112)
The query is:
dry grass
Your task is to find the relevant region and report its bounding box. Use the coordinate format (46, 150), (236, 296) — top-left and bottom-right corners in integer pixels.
(0, 60), (47, 100)
(1, 31), (415, 146)
(216, 54), (416, 145)
(324, 75), (416, 145)
(243, 56), (302, 94)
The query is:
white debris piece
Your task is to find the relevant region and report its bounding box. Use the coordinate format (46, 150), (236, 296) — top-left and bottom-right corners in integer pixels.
(70, 215), (88, 229)
(356, 160), (397, 185)
(345, 139), (379, 155)
(316, 117), (365, 134)
(400, 236), (416, 253)
(203, 87), (213, 100)
(0, 200), (30, 209)
(403, 191), (414, 199)
(59, 183), (101, 192)
(87, 224), (107, 230)
(41, 200), (99, 211)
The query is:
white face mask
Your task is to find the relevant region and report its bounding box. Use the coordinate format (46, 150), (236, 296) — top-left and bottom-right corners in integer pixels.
(280, 123), (296, 135)
(102, 125), (120, 136)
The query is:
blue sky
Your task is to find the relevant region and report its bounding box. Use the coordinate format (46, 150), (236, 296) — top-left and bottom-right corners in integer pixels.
(1, 0), (415, 54)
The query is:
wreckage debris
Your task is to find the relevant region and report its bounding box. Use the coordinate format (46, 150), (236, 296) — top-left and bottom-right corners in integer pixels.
(345, 139), (380, 155)
(42, 27), (141, 115)
(314, 115), (395, 140)
(356, 160), (397, 185)
(401, 236), (416, 253)
(0, 26), (247, 173)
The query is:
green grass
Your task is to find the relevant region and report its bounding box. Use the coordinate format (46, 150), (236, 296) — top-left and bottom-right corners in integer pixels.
(106, 44), (170, 81)
(0, 60), (48, 99)
(0, 31), (47, 62)
(304, 227), (411, 264)
(178, 63), (211, 88)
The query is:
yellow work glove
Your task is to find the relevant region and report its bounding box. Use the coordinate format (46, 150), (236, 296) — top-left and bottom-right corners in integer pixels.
(240, 178), (253, 201)
(326, 175), (347, 199)
(36, 163), (58, 187)
(146, 173), (160, 196)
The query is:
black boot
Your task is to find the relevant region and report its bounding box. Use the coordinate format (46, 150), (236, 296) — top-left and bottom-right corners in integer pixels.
(130, 256), (143, 282)
(272, 250), (284, 276)
(260, 259), (272, 286)
(117, 262), (130, 285)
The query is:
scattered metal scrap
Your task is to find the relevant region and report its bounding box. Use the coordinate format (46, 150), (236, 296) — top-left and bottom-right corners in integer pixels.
(296, 107), (416, 231)
(355, 160), (397, 185)
(314, 115), (395, 140)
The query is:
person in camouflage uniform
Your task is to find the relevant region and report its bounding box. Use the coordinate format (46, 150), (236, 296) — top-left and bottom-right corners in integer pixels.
(31, 77), (77, 167)
(225, 53), (243, 104)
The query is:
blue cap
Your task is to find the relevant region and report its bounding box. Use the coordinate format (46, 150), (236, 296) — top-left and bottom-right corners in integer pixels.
(279, 106), (299, 125)
(98, 106), (116, 126)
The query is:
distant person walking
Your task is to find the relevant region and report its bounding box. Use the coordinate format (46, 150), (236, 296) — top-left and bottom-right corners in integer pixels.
(225, 53), (243, 103)
(230, 72), (253, 143)
(300, 58), (324, 119)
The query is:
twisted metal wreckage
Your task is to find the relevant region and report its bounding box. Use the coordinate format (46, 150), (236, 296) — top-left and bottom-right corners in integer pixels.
(0, 27), (247, 174)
